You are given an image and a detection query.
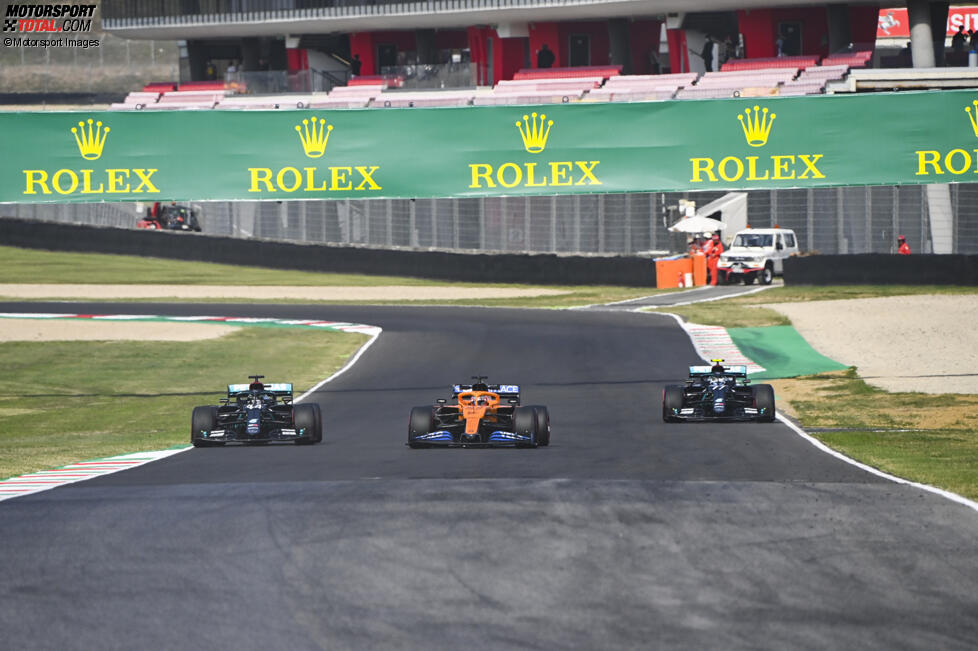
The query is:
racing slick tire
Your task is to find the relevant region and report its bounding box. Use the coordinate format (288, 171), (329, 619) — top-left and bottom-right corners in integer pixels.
(752, 384), (777, 422)
(527, 405), (551, 446)
(662, 385), (685, 423)
(513, 406), (539, 447)
(293, 403), (320, 444)
(408, 406), (435, 448)
(191, 406), (223, 447)
(312, 403), (323, 443)
(760, 264), (774, 285)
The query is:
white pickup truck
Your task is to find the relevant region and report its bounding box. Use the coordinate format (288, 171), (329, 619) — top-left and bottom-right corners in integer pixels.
(716, 228), (799, 285)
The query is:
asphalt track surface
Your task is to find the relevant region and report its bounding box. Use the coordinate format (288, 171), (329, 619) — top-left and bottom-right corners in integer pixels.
(2, 301), (977, 650)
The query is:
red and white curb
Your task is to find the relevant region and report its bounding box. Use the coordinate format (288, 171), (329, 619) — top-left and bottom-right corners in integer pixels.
(0, 449), (188, 502)
(0, 311), (384, 502)
(678, 322), (765, 374)
(0, 312), (381, 336)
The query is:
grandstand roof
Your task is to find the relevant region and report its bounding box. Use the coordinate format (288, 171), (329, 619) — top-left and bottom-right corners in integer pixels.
(104, 0), (881, 39)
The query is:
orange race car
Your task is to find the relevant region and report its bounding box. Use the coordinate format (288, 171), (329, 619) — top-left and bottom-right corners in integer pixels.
(407, 377), (550, 448)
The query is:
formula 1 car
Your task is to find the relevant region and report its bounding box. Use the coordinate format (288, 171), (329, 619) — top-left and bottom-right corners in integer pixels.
(407, 377), (550, 448)
(138, 202), (202, 231)
(191, 375), (322, 446)
(662, 360), (776, 422)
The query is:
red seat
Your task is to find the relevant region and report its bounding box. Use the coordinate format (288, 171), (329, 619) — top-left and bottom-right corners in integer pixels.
(512, 65), (622, 81)
(177, 81), (227, 91)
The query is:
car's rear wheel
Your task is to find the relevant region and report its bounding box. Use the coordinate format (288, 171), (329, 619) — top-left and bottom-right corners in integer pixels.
(408, 406), (435, 448)
(191, 406), (222, 447)
(527, 405), (550, 446)
(293, 403), (319, 444)
(513, 406), (538, 447)
(760, 264), (774, 285)
(752, 384), (777, 422)
(662, 385), (685, 422)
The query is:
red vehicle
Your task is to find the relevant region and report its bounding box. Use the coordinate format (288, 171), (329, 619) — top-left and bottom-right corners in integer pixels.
(138, 202), (202, 232)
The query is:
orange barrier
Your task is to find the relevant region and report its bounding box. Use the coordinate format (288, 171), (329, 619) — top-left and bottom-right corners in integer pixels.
(655, 255), (707, 289)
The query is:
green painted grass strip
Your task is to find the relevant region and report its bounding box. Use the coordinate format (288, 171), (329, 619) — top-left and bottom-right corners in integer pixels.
(727, 325), (848, 380)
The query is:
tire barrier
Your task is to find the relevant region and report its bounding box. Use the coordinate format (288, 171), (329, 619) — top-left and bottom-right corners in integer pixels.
(784, 254), (978, 285)
(0, 217), (658, 287)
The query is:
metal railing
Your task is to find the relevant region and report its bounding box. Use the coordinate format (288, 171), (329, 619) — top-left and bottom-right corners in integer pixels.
(6, 185), (977, 255)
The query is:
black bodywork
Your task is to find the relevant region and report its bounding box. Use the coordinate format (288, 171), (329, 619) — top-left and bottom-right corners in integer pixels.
(191, 377), (321, 446)
(662, 366), (776, 422)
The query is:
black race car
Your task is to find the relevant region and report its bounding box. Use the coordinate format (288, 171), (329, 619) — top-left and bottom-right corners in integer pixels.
(191, 375), (322, 446)
(662, 360), (776, 422)
(407, 377), (550, 448)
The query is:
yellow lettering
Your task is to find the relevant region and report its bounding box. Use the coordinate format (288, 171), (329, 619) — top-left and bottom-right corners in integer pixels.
(469, 164), (495, 189)
(330, 166), (352, 191)
(496, 162), (522, 188)
(79, 169), (104, 194)
(132, 169), (159, 193)
(574, 161), (601, 185)
(690, 158), (717, 183)
(304, 167), (328, 191)
(771, 155), (795, 180)
(549, 161), (573, 186)
(718, 156), (744, 182)
(52, 169), (78, 195)
(525, 162), (547, 187)
(354, 166), (381, 190)
(945, 149), (971, 175)
(798, 154), (825, 179)
(249, 168), (275, 192)
(104, 169), (129, 193)
(23, 170), (50, 195)
(914, 151), (942, 176)
(747, 156), (771, 180)
(276, 167), (302, 192)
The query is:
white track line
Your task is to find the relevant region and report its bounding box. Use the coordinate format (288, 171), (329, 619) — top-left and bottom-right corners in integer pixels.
(655, 311), (978, 514)
(0, 317), (383, 502)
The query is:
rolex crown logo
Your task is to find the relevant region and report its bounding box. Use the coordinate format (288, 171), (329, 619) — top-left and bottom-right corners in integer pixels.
(516, 112), (553, 154)
(737, 106), (776, 148)
(295, 117), (333, 158)
(965, 100), (978, 138)
(71, 118), (110, 160)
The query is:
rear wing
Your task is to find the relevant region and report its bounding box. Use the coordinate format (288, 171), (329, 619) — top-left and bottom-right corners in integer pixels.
(689, 365), (748, 378)
(228, 383), (293, 397)
(452, 383), (521, 404)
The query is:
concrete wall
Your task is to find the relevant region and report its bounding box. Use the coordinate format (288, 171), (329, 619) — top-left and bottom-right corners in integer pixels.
(784, 254), (978, 285)
(0, 217), (657, 286)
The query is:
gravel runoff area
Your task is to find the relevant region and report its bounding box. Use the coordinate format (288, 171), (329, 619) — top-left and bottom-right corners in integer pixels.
(0, 319), (238, 342)
(0, 284), (569, 301)
(762, 295), (978, 394)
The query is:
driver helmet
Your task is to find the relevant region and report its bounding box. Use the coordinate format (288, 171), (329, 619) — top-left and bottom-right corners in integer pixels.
(476, 395), (490, 406)
(249, 380), (264, 391)
(711, 362), (725, 373)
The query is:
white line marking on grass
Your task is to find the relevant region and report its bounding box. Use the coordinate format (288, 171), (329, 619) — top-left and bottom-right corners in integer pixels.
(0, 313), (383, 502)
(655, 284), (775, 308)
(657, 311), (978, 514)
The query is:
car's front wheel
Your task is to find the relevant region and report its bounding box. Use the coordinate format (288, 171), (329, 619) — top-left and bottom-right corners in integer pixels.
(760, 264), (774, 285)
(191, 406), (222, 447)
(662, 386), (685, 422)
(408, 406), (435, 448)
(752, 384), (777, 422)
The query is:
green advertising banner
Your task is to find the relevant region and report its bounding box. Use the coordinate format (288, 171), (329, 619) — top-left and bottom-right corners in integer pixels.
(0, 89), (975, 203)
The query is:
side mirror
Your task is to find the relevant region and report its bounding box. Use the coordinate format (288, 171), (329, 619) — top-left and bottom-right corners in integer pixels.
(776, 243), (783, 250)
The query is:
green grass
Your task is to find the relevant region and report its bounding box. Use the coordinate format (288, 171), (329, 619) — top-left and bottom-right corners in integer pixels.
(0, 327), (366, 480)
(0, 245), (663, 308)
(647, 283), (978, 327)
(771, 369), (978, 499)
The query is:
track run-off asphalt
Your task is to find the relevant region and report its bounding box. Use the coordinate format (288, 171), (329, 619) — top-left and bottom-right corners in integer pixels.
(1, 299), (976, 651)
